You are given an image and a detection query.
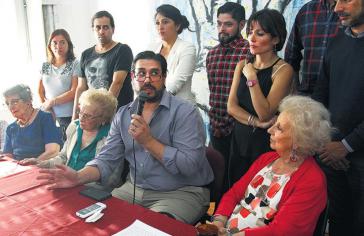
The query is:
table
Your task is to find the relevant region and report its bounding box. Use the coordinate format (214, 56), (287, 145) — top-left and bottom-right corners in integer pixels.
(0, 159), (198, 235)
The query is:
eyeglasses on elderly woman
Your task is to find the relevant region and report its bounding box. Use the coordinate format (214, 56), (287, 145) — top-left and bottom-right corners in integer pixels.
(3, 99), (23, 107)
(76, 110), (102, 121)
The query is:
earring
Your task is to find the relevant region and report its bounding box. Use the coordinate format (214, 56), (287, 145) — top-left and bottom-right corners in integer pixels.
(290, 148), (298, 162)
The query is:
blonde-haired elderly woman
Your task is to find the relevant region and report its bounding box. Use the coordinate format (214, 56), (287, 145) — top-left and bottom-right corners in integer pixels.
(21, 89), (117, 170)
(212, 95), (332, 236)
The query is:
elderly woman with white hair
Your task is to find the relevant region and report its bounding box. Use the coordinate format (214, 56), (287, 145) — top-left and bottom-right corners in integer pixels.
(3, 84), (62, 161)
(21, 89), (117, 170)
(212, 95), (332, 236)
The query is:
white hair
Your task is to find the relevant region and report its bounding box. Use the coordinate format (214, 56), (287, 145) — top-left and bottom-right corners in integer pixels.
(279, 95), (333, 156)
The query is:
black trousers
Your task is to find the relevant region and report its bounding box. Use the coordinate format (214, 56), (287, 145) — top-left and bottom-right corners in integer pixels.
(228, 140), (255, 189)
(318, 156), (364, 236)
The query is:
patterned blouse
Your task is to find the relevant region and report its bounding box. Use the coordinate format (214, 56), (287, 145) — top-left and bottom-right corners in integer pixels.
(227, 162), (294, 233)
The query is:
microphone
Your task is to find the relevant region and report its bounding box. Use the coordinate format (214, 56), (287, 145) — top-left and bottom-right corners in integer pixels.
(136, 91), (149, 115)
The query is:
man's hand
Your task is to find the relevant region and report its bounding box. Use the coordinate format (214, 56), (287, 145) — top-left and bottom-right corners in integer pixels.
(319, 141), (350, 170)
(329, 159), (350, 171)
(37, 164), (79, 189)
(128, 114), (153, 145)
(128, 114), (165, 162)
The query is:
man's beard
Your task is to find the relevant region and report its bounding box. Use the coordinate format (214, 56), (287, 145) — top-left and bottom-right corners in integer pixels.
(136, 84), (165, 103)
(350, 13), (364, 28)
(218, 28), (240, 45)
(338, 11), (364, 28)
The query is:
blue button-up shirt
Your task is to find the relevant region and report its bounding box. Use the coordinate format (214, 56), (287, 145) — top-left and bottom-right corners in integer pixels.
(87, 90), (214, 191)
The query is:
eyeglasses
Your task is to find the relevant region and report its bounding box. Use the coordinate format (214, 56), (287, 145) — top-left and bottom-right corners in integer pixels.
(77, 110), (102, 121)
(133, 69), (162, 82)
(4, 99), (22, 107)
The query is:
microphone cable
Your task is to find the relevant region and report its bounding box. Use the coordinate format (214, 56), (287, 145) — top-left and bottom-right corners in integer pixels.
(132, 139), (136, 205)
(131, 91), (148, 205)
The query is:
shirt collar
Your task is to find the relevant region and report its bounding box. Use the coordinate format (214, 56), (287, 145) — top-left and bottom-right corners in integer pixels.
(344, 27), (364, 38)
(158, 89), (171, 109)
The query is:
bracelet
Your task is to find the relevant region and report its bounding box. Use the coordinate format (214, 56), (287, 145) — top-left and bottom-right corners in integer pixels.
(247, 115), (253, 126)
(252, 116), (257, 132)
(247, 114), (257, 131)
(53, 98), (57, 106)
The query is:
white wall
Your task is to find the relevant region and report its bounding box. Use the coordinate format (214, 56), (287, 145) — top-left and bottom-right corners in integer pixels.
(0, 0), (38, 122)
(44, 0), (156, 56)
(0, 0), (309, 122)
(43, 0), (97, 56)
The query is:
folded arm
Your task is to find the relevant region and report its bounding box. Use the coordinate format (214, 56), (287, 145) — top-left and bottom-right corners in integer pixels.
(247, 62), (293, 121)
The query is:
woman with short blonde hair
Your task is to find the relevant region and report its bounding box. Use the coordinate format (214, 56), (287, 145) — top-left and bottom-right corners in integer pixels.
(22, 89), (117, 171)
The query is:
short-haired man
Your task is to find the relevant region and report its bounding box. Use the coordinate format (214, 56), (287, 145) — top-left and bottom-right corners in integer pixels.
(39, 51), (214, 224)
(72, 11), (133, 119)
(206, 2), (248, 190)
(285, 0), (340, 95)
(312, 0), (364, 235)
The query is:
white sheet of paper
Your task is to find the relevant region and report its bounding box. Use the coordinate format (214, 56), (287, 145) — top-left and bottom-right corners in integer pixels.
(0, 161), (31, 178)
(112, 219), (171, 236)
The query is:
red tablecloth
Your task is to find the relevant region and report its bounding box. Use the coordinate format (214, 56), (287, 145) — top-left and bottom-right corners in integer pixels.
(0, 159), (197, 235)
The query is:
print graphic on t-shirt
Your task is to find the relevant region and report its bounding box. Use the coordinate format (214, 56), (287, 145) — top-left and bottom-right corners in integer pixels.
(85, 57), (110, 89)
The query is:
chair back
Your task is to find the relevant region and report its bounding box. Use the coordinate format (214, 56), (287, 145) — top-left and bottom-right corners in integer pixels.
(206, 146), (225, 205)
(313, 201), (329, 236)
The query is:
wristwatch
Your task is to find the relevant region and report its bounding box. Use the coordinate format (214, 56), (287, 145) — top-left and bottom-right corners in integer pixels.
(246, 79), (258, 87)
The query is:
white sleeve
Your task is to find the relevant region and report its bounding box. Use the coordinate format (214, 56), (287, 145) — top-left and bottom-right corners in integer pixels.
(166, 43), (196, 95)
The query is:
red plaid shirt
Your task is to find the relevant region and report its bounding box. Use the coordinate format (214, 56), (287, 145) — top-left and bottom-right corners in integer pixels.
(206, 36), (249, 137)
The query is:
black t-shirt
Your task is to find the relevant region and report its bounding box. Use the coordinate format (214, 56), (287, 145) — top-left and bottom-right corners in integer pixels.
(80, 42), (133, 107)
